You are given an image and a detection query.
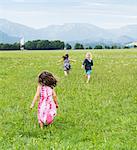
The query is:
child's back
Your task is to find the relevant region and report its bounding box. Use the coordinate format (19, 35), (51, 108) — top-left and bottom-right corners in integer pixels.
(38, 85), (56, 125)
(30, 71), (58, 129)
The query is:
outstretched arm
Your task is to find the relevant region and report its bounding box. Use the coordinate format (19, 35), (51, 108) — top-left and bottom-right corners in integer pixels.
(70, 58), (76, 62)
(82, 59), (85, 68)
(53, 89), (58, 108)
(57, 59), (63, 65)
(30, 84), (41, 109)
(91, 59), (93, 66)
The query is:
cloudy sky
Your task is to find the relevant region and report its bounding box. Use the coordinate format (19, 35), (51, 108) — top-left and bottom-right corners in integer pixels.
(0, 0), (137, 29)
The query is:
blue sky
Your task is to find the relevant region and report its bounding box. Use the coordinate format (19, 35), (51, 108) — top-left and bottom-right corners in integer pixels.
(0, 0), (137, 28)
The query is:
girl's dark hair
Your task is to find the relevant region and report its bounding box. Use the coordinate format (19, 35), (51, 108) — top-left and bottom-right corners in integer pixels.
(62, 54), (69, 60)
(38, 71), (57, 88)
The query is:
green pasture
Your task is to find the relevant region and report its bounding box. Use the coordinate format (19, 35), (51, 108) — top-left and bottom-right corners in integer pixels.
(0, 49), (137, 149)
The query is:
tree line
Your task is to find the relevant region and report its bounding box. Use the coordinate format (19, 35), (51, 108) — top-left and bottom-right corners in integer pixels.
(0, 43), (20, 50)
(25, 40), (65, 50)
(0, 39), (134, 50)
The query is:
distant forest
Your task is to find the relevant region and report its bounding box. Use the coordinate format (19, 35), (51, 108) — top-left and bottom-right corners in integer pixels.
(0, 40), (135, 50)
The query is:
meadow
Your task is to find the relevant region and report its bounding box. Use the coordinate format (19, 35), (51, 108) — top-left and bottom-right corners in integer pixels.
(0, 49), (137, 150)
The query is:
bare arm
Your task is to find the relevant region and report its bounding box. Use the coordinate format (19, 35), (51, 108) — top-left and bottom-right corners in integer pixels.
(81, 65), (84, 69)
(82, 59), (85, 68)
(30, 84), (41, 109)
(57, 59), (63, 64)
(69, 58), (76, 62)
(52, 89), (58, 108)
(91, 59), (93, 66)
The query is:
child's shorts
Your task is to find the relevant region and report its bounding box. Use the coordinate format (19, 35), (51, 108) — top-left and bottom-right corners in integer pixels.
(86, 70), (92, 75)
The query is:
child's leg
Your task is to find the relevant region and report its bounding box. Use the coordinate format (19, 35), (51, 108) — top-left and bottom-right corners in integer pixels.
(87, 75), (90, 83)
(86, 70), (91, 83)
(85, 70), (87, 78)
(64, 71), (68, 76)
(64, 70), (69, 76)
(39, 122), (44, 129)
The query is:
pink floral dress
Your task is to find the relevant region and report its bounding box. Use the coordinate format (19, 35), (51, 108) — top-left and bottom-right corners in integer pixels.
(38, 86), (57, 125)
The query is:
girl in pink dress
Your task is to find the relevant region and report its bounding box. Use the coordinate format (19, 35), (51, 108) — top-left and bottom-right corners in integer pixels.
(30, 71), (58, 129)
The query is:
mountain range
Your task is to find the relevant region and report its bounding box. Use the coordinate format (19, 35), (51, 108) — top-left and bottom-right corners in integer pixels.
(0, 18), (137, 45)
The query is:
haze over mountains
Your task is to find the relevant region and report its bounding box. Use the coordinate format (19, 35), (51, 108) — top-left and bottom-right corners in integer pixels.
(0, 18), (137, 45)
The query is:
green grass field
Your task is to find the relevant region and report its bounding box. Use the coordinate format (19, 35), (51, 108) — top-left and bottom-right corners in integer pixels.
(0, 49), (137, 150)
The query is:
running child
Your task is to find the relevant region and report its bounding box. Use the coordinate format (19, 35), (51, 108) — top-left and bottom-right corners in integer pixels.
(30, 71), (58, 129)
(58, 54), (76, 76)
(82, 52), (93, 83)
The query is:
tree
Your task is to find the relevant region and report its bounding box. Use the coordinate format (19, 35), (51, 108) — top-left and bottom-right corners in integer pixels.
(124, 46), (130, 49)
(74, 43), (84, 49)
(89, 46), (92, 49)
(85, 46), (92, 49)
(50, 40), (65, 50)
(36, 40), (50, 49)
(111, 45), (118, 49)
(134, 45), (137, 48)
(25, 41), (37, 50)
(94, 45), (103, 49)
(105, 45), (110, 49)
(66, 43), (72, 50)
(0, 42), (20, 50)
(25, 40), (65, 50)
